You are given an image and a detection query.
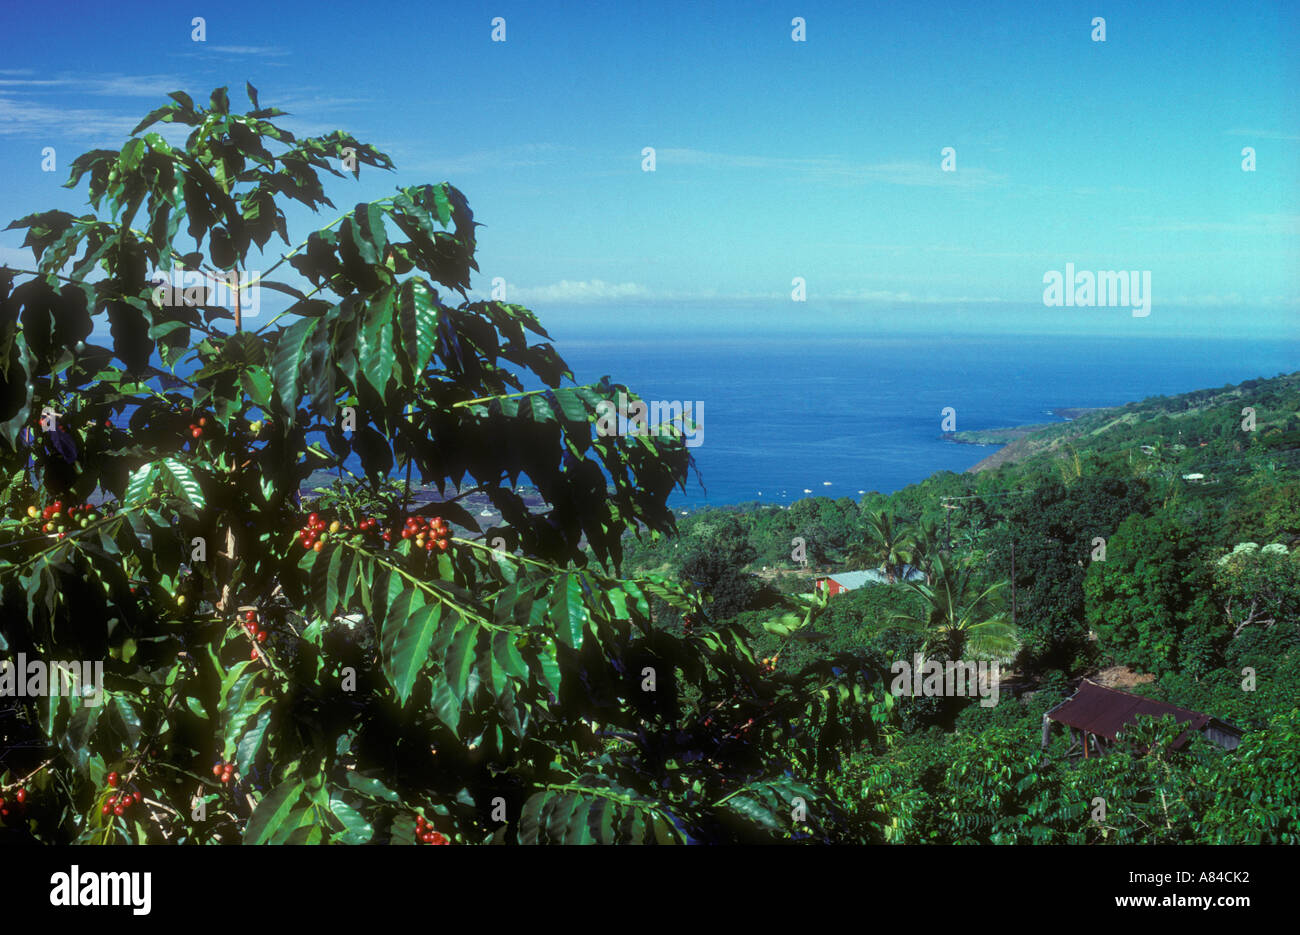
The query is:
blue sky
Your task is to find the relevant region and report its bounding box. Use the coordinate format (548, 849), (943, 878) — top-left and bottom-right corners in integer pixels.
(0, 0), (1296, 338)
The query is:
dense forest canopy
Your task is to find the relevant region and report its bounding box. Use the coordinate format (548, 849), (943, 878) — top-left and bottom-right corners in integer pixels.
(0, 87), (1296, 845)
(621, 369), (1300, 842)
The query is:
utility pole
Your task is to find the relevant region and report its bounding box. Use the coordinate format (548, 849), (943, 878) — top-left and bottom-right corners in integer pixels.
(1010, 538), (1017, 627)
(941, 499), (958, 554)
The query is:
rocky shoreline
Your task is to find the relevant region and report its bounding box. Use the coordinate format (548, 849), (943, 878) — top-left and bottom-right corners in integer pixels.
(945, 406), (1112, 446)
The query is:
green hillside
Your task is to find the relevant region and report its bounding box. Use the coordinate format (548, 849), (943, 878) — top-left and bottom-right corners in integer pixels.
(966, 370), (1300, 477)
(617, 368), (1300, 843)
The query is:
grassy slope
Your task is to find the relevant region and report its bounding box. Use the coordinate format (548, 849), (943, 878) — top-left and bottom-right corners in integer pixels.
(966, 371), (1300, 473)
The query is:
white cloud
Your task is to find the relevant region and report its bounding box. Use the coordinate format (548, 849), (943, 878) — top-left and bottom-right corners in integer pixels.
(0, 72), (195, 139)
(401, 143), (569, 177)
(0, 74), (185, 97)
(463, 280), (1016, 305)
(0, 96), (140, 138)
(826, 289), (1008, 304)
(656, 148), (1005, 189)
(471, 279), (649, 304)
(209, 46), (291, 56)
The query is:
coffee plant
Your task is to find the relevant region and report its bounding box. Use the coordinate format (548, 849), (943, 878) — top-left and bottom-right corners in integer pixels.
(0, 86), (893, 844)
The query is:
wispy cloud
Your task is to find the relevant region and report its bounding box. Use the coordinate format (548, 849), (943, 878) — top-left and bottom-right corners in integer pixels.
(163, 44), (291, 62)
(0, 76), (349, 141)
(656, 148), (1006, 189)
(469, 279), (649, 304)
(0, 95), (138, 138)
(401, 143), (570, 177)
(825, 289), (1008, 304)
(465, 280), (1014, 305)
(209, 46), (291, 56)
(0, 73), (185, 97)
(0, 72), (191, 139)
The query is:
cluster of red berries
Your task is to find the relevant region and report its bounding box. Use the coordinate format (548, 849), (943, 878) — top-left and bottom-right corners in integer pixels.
(102, 772), (142, 817)
(700, 711), (760, 738)
(400, 514), (450, 553)
(682, 614), (697, 633)
(759, 655), (779, 675)
(25, 501), (105, 540)
(296, 513), (387, 552)
(0, 787), (27, 820)
(414, 813), (448, 844)
(298, 513), (332, 552)
(243, 610), (268, 660)
(188, 415), (207, 439)
(212, 761), (236, 784)
(730, 717), (757, 738)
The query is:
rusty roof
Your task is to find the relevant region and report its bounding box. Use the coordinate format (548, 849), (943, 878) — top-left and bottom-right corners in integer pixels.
(1044, 680), (1235, 748)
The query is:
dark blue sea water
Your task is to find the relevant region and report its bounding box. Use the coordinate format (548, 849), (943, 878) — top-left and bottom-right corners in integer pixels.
(146, 321), (1295, 510)
(550, 333), (1297, 508)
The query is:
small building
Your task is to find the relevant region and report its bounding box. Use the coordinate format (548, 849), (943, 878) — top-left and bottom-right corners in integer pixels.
(1041, 679), (1243, 758)
(814, 566), (925, 596)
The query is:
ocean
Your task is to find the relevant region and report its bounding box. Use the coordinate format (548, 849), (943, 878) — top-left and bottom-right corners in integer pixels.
(125, 315), (1297, 511)
(549, 332), (1297, 509)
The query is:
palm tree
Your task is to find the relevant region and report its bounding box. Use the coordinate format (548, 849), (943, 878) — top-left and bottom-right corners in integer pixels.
(909, 517), (944, 584)
(884, 554), (1018, 661)
(1055, 442), (1086, 487)
(850, 509), (915, 583)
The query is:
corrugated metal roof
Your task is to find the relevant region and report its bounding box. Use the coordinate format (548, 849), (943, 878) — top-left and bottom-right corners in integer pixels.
(1045, 680), (1222, 747)
(828, 571), (876, 589)
(828, 566), (926, 589)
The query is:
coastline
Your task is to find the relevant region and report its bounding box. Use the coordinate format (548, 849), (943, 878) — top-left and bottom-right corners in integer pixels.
(945, 405), (1114, 447)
